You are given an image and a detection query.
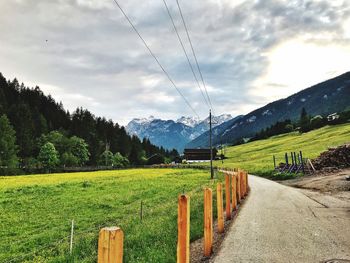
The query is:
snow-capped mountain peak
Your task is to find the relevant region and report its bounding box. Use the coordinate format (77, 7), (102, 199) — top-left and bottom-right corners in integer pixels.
(132, 115), (155, 124)
(176, 116), (201, 127)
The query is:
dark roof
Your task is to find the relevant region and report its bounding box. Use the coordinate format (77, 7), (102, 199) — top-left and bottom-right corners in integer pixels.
(184, 148), (211, 153)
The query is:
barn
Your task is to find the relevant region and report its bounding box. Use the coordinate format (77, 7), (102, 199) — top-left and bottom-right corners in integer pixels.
(184, 148), (217, 162)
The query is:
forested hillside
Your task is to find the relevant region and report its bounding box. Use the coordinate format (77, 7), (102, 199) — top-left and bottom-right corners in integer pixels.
(187, 72), (350, 148)
(0, 73), (178, 171)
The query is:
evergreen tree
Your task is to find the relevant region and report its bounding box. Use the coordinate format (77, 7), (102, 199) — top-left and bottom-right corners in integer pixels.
(8, 103), (35, 158)
(299, 107), (310, 133)
(0, 88), (7, 115)
(128, 144), (139, 165)
(0, 115), (18, 167)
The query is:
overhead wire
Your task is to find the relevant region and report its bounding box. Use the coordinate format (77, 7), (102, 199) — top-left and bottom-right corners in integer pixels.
(161, 0), (210, 109)
(111, 0), (200, 119)
(175, 0), (214, 113)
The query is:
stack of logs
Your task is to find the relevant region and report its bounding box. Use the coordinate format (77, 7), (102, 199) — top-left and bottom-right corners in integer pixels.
(312, 144), (350, 170)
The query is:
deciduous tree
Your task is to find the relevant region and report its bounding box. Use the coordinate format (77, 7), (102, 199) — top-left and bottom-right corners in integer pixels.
(38, 142), (59, 171)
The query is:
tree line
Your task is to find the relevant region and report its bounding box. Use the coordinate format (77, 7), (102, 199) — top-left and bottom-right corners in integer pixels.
(249, 107), (350, 142)
(0, 73), (179, 174)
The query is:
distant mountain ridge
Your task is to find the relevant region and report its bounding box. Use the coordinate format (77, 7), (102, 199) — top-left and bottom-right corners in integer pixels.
(126, 114), (235, 152)
(187, 72), (350, 148)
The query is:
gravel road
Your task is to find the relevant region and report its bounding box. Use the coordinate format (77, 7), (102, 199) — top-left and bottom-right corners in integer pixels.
(212, 175), (350, 263)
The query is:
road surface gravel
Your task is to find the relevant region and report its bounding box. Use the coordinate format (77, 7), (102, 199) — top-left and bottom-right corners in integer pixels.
(212, 175), (350, 263)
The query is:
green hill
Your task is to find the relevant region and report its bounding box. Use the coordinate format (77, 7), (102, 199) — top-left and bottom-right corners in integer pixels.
(214, 123), (350, 177)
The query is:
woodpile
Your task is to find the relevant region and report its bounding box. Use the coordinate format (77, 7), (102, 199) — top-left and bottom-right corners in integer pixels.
(312, 144), (350, 170)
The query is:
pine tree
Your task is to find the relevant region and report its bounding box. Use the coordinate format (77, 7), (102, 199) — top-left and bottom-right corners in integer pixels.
(0, 115), (18, 167)
(299, 107), (310, 133)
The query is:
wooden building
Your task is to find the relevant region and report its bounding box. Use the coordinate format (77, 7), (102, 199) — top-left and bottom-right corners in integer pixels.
(184, 148), (217, 161)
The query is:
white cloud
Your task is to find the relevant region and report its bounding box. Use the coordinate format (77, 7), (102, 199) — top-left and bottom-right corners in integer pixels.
(250, 37), (350, 102)
(343, 18), (350, 39)
(0, 0), (349, 125)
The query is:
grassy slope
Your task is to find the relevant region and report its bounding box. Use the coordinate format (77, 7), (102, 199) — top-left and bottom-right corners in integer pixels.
(0, 168), (222, 263)
(214, 124), (350, 176)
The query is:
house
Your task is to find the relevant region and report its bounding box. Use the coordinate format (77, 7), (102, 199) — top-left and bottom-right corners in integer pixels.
(184, 148), (217, 162)
(327, 113), (339, 121)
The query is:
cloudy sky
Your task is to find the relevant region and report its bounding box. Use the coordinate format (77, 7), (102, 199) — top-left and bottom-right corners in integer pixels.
(1, 0), (349, 125)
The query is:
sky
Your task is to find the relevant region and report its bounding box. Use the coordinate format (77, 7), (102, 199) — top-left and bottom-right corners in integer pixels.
(0, 0), (349, 125)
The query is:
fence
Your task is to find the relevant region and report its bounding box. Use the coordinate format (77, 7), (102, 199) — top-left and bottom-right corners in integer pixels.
(95, 168), (250, 262)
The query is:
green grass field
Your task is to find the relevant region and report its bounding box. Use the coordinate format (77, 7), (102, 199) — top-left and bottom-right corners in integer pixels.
(0, 168), (222, 262)
(214, 123), (350, 177)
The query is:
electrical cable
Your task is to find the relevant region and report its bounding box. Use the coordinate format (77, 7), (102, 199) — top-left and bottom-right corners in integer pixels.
(112, 0), (200, 119)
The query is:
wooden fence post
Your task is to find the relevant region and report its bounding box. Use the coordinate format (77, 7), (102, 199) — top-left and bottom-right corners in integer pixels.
(216, 183), (224, 233)
(241, 171), (245, 198)
(246, 171), (249, 192)
(236, 171), (241, 203)
(225, 174), (231, 220)
(231, 174), (237, 211)
(177, 194), (190, 263)
(98, 227), (124, 263)
(204, 188), (213, 257)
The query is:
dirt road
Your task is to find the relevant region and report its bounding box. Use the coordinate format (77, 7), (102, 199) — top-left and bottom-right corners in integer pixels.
(212, 175), (350, 263)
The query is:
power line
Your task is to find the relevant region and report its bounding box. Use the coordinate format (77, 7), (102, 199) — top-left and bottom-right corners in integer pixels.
(111, 0), (200, 119)
(175, 0), (214, 113)
(161, 0), (210, 109)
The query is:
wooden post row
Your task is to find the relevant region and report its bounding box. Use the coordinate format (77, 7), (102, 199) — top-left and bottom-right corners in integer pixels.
(204, 188), (213, 257)
(177, 194), (190, 263)
(225, 174), (231, 220)
(216, 183), (224, 233)
(98, 227), (124, 263)
(231, 174), (237, 211)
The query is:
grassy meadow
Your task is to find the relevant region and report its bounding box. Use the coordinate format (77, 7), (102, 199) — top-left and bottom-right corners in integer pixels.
(214, 123), (350, 177)
(0, 168), (223, 262)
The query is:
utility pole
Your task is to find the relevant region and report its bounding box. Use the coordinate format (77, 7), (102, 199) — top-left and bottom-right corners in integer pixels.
(221, 139), (224, 164)
(209, 110), (213, 179)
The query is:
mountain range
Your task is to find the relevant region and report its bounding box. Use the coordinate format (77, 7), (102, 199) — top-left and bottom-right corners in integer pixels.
(125, 114), (234, 151)
(126, 72), (350, 152)
(187, 72), (350, 148)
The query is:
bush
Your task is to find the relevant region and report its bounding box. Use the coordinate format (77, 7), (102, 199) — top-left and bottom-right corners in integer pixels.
(0, 168), (23, 176)
(310, 115), (325, 129)
(113, 153), (129, 168)
(38, 142), (59, 171)
(61, 152), (79, 167)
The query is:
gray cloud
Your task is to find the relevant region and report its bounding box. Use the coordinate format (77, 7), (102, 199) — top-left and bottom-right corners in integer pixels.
(0, 0), (349, 125)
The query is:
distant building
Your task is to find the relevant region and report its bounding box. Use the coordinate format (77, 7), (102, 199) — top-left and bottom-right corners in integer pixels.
(184, 148), (217, 162)
(327, 113), (339, 121)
